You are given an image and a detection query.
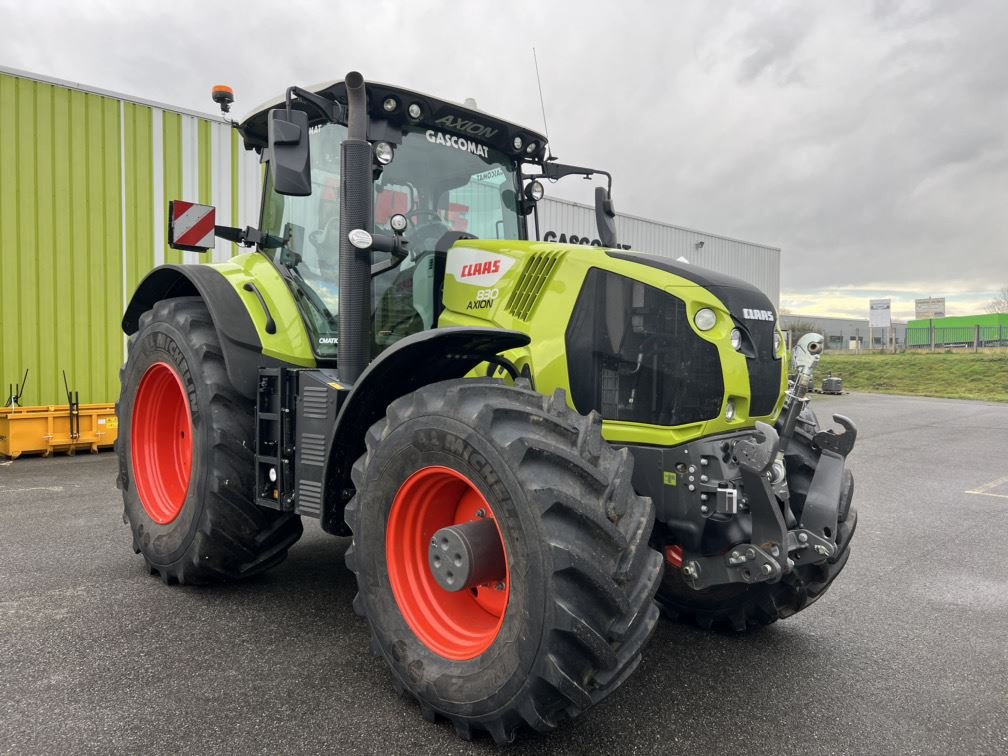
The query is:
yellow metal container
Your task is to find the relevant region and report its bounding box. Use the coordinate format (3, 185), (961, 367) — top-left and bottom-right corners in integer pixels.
(0, 403), (118, 459)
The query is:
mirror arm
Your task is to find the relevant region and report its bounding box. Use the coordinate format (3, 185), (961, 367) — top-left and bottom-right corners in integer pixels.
(213, 225), (285, 249)
(284, 86), (345, 124)
(540, 162), (613, 193)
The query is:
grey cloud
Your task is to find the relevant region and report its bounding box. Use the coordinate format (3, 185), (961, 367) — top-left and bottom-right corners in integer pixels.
(0, 0), (1004, 311)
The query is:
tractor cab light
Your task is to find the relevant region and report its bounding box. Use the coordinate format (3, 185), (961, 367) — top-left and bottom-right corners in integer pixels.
(383, 97), (398, 112)
(408, 102), (422, 119)
(525, 180), (544, 203)
(512, 136), (524, 151)
(374, 142), (394, 165)
(725, 399), (737, 421)
(389, 213), (408, 233)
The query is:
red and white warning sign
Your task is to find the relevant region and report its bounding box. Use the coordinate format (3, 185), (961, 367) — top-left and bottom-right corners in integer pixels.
(168, 200), (216, 251)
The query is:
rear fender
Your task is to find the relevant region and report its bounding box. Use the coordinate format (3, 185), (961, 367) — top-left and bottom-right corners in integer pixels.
(321, 327), (531, 534)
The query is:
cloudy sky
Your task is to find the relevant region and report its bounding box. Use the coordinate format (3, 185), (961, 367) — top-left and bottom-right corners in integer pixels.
(2, 0), (1005, 319)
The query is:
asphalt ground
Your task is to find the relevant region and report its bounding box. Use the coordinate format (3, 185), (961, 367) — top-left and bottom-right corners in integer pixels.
(2, 392), (1006, 755)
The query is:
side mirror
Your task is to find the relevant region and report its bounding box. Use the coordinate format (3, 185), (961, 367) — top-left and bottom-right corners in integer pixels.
(595, 186), (618, 248)
(268, 108), (312, 196)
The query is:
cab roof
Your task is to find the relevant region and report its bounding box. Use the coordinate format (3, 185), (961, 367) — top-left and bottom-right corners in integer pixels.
(239, 78), (549, 163)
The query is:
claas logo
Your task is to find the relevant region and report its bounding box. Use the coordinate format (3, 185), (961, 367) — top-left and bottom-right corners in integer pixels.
(459, 260), (502, 279)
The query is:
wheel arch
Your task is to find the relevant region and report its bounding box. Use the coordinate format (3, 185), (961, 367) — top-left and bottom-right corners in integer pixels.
(123, 265), (275, 399)
(320, 327), (531, 535)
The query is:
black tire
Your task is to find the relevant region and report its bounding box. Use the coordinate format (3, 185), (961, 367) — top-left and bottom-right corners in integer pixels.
(116, 296), (302, 584)
(344, 379), (663, 744)
(656, 414), (857, 632)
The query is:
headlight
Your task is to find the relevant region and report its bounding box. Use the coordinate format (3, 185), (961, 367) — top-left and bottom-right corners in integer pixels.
(694, 308), (717, 332)
(374, 142), (394, 165)
(730, 328), (742, 350)
(725, 399), (736, 421)
(773, 331), (783, 354)
(389, 213), (408, 233)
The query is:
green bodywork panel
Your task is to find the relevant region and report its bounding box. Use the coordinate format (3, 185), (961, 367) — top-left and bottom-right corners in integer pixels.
(438, 240), (788, 446)
(208, 252), (316, 368)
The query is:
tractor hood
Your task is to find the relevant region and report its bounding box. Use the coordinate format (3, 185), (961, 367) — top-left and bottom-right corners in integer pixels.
(605, 249), (783, 417)
(606, 250), (779, 335)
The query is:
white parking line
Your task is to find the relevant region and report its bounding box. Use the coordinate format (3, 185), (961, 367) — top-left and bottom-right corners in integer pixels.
(0, 486), (65, 493)
(966, 475), (1008, 500)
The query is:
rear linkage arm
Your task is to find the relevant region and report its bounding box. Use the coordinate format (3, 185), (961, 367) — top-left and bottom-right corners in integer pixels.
(681, 418), (855, 591)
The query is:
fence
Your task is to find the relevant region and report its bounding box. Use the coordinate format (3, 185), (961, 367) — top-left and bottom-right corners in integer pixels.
(905, 325), (1008, 351)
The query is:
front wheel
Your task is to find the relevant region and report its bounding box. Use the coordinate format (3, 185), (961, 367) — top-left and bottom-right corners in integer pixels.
(116, 296), (303, 584)
(345, 379), (663, 744)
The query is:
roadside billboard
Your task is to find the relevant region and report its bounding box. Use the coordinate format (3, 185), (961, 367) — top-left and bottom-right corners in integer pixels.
(915, 297), (946, 319)
(869, 299), (892, 328)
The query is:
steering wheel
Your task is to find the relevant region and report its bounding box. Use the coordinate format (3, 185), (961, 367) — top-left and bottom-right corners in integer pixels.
(404, 210), (450, 252)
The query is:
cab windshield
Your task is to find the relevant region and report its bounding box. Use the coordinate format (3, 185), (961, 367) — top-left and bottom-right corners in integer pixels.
(261, 123), (522, 360)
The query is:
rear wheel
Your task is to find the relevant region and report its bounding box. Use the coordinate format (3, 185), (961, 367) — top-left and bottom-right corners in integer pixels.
(116, 297), (303, 584)
(345, 379), (663, 744)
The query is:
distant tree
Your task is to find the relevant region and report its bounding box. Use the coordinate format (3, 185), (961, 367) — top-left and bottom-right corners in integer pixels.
(781, 318), (822, 347)
(984, 287), (1008, 314)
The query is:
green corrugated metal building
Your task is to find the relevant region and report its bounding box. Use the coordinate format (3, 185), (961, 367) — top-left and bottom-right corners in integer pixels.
(905, 313), (1008, 347)
(0, 66), (261, 406)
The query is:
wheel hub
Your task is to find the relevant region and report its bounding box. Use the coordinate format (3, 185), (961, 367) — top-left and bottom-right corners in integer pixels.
(428, 518), (506, 592)
(385, 465), (510, 660)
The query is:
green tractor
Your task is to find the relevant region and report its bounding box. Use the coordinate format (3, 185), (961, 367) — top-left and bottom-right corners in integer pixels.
(117, 72), (857, 743)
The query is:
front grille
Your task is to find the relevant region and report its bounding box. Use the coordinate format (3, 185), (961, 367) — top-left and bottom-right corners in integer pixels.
(566, 269), (724, 426)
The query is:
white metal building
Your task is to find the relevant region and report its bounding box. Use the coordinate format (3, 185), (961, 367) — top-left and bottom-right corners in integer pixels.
(780, 314), (907, 351)
(537, 196), (781, 306)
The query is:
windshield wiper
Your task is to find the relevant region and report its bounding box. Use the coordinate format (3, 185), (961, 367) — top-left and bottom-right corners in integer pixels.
(275, 256), (338, 329)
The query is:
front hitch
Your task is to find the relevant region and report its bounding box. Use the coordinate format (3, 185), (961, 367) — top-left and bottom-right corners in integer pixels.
(680, 416), (857, 591)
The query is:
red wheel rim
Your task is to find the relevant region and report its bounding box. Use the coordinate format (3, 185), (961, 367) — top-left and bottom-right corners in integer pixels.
(386, 466), (510, 660)
(131, 362), (193, 525)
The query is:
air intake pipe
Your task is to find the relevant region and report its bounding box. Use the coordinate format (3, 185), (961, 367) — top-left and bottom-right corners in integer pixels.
(338, 71), (372, 383)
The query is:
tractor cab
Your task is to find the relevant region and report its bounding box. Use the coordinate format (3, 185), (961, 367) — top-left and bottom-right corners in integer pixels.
(237, 79), (615, 365)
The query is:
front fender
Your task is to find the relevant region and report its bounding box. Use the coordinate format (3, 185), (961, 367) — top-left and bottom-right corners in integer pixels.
(321, 326), (530, 534)
(123, 265), (279, 399)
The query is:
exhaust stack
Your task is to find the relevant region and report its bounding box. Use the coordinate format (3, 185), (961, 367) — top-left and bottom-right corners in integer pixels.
(338, 71), (372, 383)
